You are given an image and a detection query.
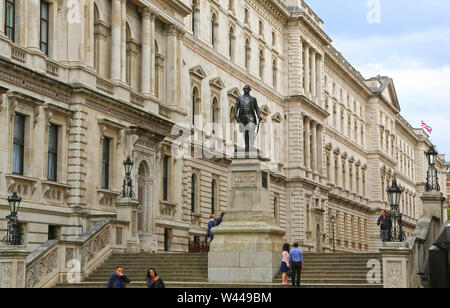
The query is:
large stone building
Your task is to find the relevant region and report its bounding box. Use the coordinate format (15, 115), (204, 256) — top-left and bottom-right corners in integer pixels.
(0, 0), (448, 254)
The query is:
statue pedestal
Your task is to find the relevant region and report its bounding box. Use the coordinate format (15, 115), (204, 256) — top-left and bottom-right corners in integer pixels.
(0, 245), (28, 288)
(208, 156), (285, 283)
(115, 198), (140, 252)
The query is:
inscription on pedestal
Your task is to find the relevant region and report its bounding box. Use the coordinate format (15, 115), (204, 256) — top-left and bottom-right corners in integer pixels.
(233, 172), (257, 188)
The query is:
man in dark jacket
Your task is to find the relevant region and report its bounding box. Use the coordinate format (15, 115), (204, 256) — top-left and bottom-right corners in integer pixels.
(107, 266), (131, 288)
(377, 210), (392, 242)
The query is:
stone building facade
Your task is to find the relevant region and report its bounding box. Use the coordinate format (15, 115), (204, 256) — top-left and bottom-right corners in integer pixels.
(0, 0), (448, 254)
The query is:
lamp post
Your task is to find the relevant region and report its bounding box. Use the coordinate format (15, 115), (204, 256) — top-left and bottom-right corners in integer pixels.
(386, 178), (405, 242)
(2, 192), (22, 246)
(121, 156), (136, 199)
(330, 216), (336, 253)
(425, 146), (440, 192)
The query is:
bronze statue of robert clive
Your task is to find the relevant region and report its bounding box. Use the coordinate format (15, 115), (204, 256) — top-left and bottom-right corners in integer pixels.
(235, 85), (263, 152)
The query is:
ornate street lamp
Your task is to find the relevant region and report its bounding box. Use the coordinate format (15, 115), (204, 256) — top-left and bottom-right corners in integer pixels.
(2, 192), (22, 246)
(386, 179), (405, 242)
(121, 156), (136, 199)
(425, 146), (440, 192)
(330, 216), (336, 253)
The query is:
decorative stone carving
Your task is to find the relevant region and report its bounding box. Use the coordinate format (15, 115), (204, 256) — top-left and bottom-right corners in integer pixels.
(65, 248), (75, 267)
(0, 262), (13, 288)
(80, 227), (111, 269)
(386, 260), (402, 288)
(26, 248), (58, 288)
(116, 227), (123, 246)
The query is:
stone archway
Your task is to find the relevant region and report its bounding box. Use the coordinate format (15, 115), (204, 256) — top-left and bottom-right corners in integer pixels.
(136, 158), (159, 252)
(137, 161), (151, 233)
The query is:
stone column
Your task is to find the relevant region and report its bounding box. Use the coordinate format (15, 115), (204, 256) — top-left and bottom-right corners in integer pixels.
(141, 8), (152, 95)
(317, 54), (323, 107)
(0, 246), (28, 288)
(0, 0), (5, 36)
(311, 49), (316, 100)
(110, 0), (122, 81)
(311, 121), (317, 173)
(120, 0), (127, 83)
(27, 0), (41, 51)
(86, 0), (95, 67)
(166, 25), (179, 106)
(304, 117), (311, 171)
(380, 242), (413, 288)
(304, 44), (310, 98)
(317, 125), (323, 176)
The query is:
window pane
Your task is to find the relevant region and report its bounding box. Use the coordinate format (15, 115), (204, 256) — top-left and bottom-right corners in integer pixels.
(102, 138), (110, 189)
(12, 144), (23, 174)
(13, 115), (25, 144)
(6, 3), (14, 26)
(41, 1), (49, 19)
(48, 152), (57, 181)
(191, 175), (196, 213)
(163, 156), (169, 201)
(48, 124), (58, 152)
(48, 124), (58, 181)
(41, 21), (48, 41)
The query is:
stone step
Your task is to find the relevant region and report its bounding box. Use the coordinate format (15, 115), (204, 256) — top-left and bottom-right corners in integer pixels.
(54, 281), (383, 289)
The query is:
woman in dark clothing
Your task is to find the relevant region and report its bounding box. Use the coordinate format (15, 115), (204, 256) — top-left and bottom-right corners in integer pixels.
(146, 268), (166, 288)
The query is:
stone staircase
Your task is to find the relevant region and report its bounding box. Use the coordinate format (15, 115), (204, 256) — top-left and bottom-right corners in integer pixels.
(274, 253), (384, 288)
(54, 252), (383, 288)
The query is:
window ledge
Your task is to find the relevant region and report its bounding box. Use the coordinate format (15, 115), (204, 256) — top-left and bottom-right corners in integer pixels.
(97, 189), (121, 207)
(160, 200), (178, 217)
(5, 174), (40, 199)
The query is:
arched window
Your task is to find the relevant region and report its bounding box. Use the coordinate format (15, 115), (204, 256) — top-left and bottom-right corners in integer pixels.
(211, 13), (218, 49)
(211, 97), (219, 135)
(245, 39), (251, 71)
(192, 87), (200, 127)
(259, 49), (265, 79)
(272, 58), (278, 88)
(229, 27), (235, 61)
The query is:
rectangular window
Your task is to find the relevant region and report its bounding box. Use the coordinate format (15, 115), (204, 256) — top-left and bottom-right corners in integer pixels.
(40, 1), (49, 55)
(101, 138), (110, 189)
(5, 0), (15, 41)
(163, 156), (169, 201)
(47, 124), (58, 181)
(12, 114), (25, 175)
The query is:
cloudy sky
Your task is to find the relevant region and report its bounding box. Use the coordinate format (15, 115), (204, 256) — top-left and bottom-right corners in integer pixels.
(306, 0), (450, 159)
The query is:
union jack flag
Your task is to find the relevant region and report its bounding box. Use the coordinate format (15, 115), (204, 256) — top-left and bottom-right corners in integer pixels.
(421, 121), (433, 133)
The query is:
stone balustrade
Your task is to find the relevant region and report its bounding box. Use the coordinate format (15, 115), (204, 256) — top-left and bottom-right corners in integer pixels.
(24, 220), (128, 288)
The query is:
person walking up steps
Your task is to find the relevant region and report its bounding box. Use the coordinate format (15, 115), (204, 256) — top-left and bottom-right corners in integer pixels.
(289, 243), (304, 288)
